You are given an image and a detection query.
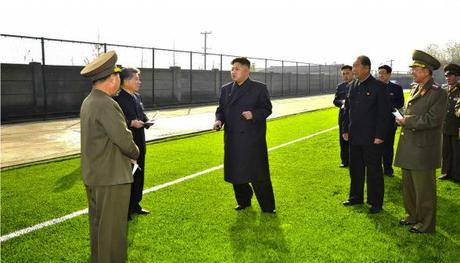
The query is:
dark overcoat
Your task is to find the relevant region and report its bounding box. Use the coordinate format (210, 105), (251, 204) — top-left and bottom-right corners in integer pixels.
(216, 78), (272, 184)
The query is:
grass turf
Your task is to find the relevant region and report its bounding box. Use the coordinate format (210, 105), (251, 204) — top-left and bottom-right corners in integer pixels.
(1, 108), (459, 262)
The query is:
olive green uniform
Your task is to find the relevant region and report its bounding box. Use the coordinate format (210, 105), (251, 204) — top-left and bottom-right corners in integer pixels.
(394, 79), (447, 233)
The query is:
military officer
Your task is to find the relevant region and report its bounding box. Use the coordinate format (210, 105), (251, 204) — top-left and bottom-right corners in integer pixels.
(378, 65), (405, 177)
(439, 63), (460, 182)
(80, 51), (140, 262)
(394, 50), (447, 233)
(333, 65), (353, 168)
(342, 55), (391, 214)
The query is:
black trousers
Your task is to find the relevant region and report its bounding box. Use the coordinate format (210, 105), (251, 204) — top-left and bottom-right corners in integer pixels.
(233, 180), (275, 212)
(442, 134), (460, 181)
(349, 143), (384, 208)
(130, 148), (145, 213)
(382, 126), (397, 174)
(339, 127), (349, 165)
(338, 113), (349, 165)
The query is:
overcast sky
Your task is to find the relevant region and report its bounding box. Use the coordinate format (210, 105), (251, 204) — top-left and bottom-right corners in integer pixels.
(1, 0), (459, 71)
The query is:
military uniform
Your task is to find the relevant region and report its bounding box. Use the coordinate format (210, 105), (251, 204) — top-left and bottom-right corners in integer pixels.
(441, 63), (460, 182)
(333, 81), (351, 166)
(394, 50), (447, 233)
(80, 51), (139, 262)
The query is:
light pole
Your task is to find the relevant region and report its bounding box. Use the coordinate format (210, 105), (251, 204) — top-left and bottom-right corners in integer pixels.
(201, 31), (212, 69)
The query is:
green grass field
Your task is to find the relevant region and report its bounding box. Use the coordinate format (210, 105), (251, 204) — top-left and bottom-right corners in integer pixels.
(1, 108), (459, 262)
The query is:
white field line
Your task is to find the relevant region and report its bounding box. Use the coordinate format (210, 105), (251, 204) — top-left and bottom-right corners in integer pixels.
(0, 126), (337, 242)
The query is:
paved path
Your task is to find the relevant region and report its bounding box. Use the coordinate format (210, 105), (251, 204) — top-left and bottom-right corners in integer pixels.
(1, 94), (334, 168)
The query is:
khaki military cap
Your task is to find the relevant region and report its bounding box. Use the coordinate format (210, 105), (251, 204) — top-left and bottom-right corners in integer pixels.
(80, 51), (122, 81)
(409, 50), (440, 70)
(444, 63), (460, 76)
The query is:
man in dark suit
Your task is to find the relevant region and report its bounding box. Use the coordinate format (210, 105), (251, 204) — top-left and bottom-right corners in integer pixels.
(213, 57), (275, 213)
(333, 65), (353, 168)
(115, 67), (151, 220)
(342, 55), (391, 214)
(378, 65), (405, 177)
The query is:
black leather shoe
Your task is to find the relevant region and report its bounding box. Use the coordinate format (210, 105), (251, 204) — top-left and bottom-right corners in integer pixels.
(128, 214), (133, 221)
(262, 209), (276, 214)
(385, 172), (394, 177)
(409, 227), (423, 234)
(134, 208), (150, 215)
(234, 204), (251, 211)
(399, 219), (415, 226)
(343, 200), (363, 206)
(438, 174), (450, 180)
(339, 163), (349, 168)
(369, 207), (382, 214)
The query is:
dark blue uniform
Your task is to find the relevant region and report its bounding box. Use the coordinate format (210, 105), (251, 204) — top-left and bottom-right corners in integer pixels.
(343, 76), (391, 208)
(215, 78), (275, 212)
(115, 89), (149, 214)
(382, 81), (404, 175)
(333, 81), (351, 166)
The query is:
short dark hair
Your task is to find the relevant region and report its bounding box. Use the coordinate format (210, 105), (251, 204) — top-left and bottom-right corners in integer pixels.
(378, 64), (392, 74)
(231, 57), (251, 68)
(341, 65), (352, 71)
(92, 73), (117, 85)
(120, 67), (140, 84)
(357, 55), (371, 69)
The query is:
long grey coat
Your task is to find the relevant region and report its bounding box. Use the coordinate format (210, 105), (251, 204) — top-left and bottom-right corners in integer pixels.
(394, 78), (448, 170)
(216, 78), (272, 184)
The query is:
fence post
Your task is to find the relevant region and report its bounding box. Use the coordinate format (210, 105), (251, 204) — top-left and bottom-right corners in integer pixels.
(220, 54), (223, 97)
(103, 43), (107, 53)
(190, 52), (193, 104)
(308, 63), (311, 95)
(41, 37), (48, 120)
(151, 48), (155, 107)
(296, 62), (299, 95)
(281, 60), (284, 96)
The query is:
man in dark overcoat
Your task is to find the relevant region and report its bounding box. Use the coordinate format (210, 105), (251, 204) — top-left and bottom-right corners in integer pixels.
(213, 57), (275, 213)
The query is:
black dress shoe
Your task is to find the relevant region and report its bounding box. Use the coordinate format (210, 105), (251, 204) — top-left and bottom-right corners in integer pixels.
(438, 174), (450, 180)
(343, 200), (363, 206)
(234, 204), (251, 211)
(134, 208), (150, 215)
(262, 209), (276, 214)
(369, 207), (382, 214)
(339, 163), (349, 168)
(128, 214), (133, 221)
(385, 172), (394, 177)
(399, 219), (415, 226)
(409, 227), (423, 234)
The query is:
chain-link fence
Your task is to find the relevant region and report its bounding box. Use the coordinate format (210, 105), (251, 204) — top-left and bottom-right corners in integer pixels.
(1, 34), (386, 123)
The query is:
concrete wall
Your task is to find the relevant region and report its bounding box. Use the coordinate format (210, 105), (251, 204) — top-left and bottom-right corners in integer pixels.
(1, 63), (344, 123)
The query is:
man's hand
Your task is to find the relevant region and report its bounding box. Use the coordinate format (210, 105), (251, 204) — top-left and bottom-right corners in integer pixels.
(130, 159), (137, 165)
(131, 119), (145, 128)
(242, 111), (253, 120)
(395, 117), (406, 126)
(374, 138), (384, 144)
(342, 133), (349, 141)
(213, 120), (222, 130)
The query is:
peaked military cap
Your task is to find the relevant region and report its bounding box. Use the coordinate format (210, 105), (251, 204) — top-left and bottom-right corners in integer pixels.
(444, 63), (460, 76)
(80, 51), (122, 81)
(409, 50), (440, 70)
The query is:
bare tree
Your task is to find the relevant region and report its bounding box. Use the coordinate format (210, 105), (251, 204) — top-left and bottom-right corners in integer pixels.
(424, 41), (460, 65)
